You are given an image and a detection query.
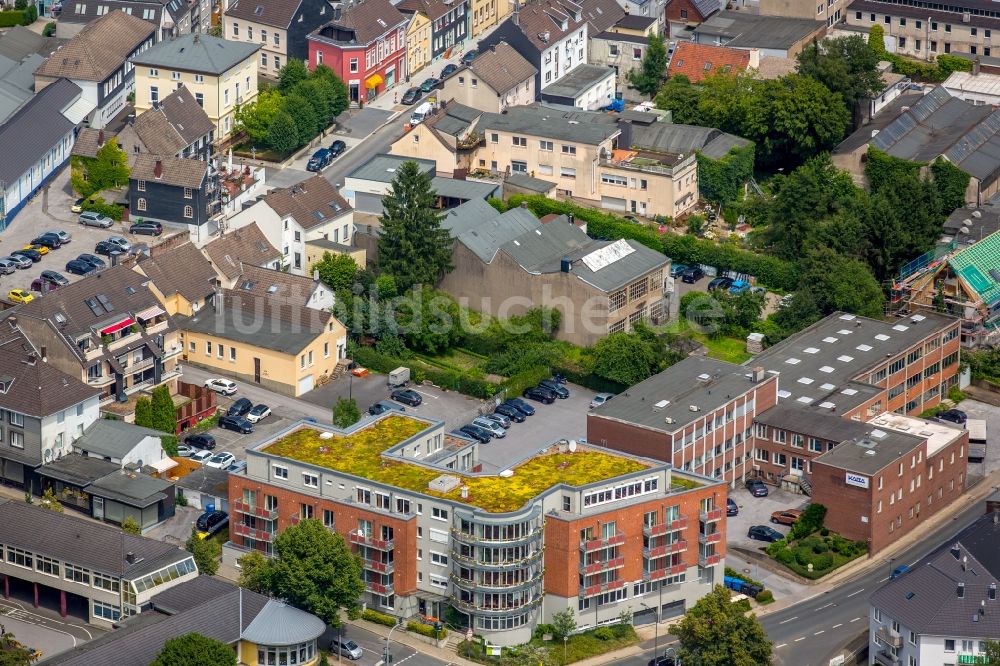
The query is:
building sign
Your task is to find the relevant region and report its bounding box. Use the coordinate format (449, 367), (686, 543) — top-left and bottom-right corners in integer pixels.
(845, 472), (869, 489)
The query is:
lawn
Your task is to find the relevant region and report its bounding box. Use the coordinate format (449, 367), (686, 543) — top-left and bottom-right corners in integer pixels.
(458, 625), (639, 665)
(261, 416), (657, 513)
(767, 530), (867, 580)
(657, 319), (751, 364)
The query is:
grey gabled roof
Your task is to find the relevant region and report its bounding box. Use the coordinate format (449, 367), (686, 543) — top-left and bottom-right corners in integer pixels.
(347, 153), (436, 183)
(441, 200), (540, 262)
(74, 420), (167, 459)
(632, 122), (750, 159)
(0, 336), (99, 418)
(479, 104), (620, 145)
(241, 600), (327, 645)
(173, 465), (229, 496)
(693, 11), (824, 49)
(0, 77), (83, 185)
(88, 469), (173, 507)
(130, 33), (260, 75)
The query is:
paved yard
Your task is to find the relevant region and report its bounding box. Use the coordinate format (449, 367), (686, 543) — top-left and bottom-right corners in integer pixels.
(726, 484), (810, 552)
(0, 597), (103, 661)
(956, 398), (998, 475)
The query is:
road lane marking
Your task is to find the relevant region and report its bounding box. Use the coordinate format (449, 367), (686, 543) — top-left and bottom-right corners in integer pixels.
(816, 603), (834, 610)
(775, 644), (787, 649)
(850, 617), (862, 623)
(847, 588), (865, 597)
(814, 631), (825, 635)
(878, 577), (889, 583)
(778, 616), (798, 624)
(794, 637), (806, 642)
(833, 623), (843, 629)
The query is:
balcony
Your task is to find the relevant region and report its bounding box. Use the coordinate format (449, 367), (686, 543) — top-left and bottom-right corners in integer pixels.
(350, 531), (395, 551)
(87, 373), (115, 387)
(698, 553), (721, 567)
(232, 500), (278, 521)
(451, 525), (543, 547)
(643, 517), (688, 536)
(643, 568), (668, 582)
(122, 356), (156, 375)
(452, 571), (543, 593)
(700, 508), (724, 523)
(579, 579), (625, 599)
(579, 556), (625, 575)
(362, 558), (395, 574)
(232, 523), (275, 542)
(365, 581), (394, 596)
(873, 649), (901, 666)
(643, 544), (669, 559)
(451, 548), (544, 571)
(875, 626), (902, 649)
(450, 594), (543, 616)
(699, 532), (722, 545)
(579, 532), (626, 552)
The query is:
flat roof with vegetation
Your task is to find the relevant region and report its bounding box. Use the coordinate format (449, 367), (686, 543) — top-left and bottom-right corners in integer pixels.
(260, 415), (688, 513)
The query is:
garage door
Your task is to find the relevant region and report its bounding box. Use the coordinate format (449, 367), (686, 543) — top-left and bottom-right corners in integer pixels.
(633, 608), (657, 625)
(355, 192), (385, 215)
(601, 196), (626, 212)
(298, 375), (315, 395)
(661, 599), (685, 619)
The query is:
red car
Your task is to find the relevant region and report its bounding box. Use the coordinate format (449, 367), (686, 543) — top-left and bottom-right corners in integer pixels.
(770, 509), (803, 526)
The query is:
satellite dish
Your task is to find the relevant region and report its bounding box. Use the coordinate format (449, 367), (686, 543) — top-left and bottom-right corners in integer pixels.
(568, 440), (577, 453)
(44, 448), (52, 462)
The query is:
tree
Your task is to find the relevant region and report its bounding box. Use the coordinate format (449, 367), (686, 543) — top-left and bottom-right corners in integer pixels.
(551, 608), (577, 639)
(796, 36), (883, 116)
(654, 75), (704, 124)
(282, 92), (321, 146)
(313, 252), (358, 292)
(121, 516), (142, 536)
(39, 487), (63, 513)
(151, 385), (177, 434)
(393, 287), (463, 354)
(266, 110), (300, 154)
(591, 332), (659, 387)
(798, 246), (885, 319)
(332, 397), (361, 428)
(237, 550), (270, 593)
(313, 65), (350, 118)
(869, 24), (886, 57)
(151, 633), (236, 666)
(627, 33), (669, 97)
(134, 397), (153, 429)
(185, 527), (220, 576)
(982, 640), (1000, 665)
(675, 585), (772, 666)
(377, 161), (454, 291)
(247, 519), (364, 626)
(0, 624), (38, 666)
(278, 58), (310, 92)
(87, 138), (131, 190)
(234, 88), (284, 146)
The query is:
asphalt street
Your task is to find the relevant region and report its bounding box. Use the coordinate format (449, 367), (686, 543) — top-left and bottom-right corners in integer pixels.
(329, 623), (455, 666)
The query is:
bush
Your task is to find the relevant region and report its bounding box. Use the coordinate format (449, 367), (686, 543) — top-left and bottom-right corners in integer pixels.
(42, 21), (55, 36)
(775, 549), (795, 565)
(593, 627), (615, 641)
(82, 197), (124, 221)
(407, 621), (446, 640)
(789, 503), (827, 540)
(820, 527), (830, 537)
(362, 609), (397, 627)
(811, 541), (829, 554)
(534, 623), (556, 640)
(0, 9), (32, 26)
(755, 589), (774, 604)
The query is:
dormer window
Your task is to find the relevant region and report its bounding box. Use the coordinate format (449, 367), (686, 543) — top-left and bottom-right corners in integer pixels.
(0, 375), (14, 394)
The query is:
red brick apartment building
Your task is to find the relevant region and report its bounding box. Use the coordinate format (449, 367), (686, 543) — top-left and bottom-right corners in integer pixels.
(223, 414), (726, 646)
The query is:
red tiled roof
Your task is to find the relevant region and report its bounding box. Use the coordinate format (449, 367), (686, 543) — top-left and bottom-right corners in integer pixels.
(667, 42), (750, 83)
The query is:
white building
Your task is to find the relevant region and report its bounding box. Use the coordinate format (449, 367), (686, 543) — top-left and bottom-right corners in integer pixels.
(73, 421), (173, 471)
(942, 69), (1000, 107)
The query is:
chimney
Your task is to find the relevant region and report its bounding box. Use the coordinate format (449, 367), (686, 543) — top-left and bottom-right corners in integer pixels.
(618, 119), (633, 150)
(25, 353), (36, 366)
(560, 257), (572, 273)
(125, 552), (136, 564)
(567, 213), (574, 226)
(952, 543), (962, 559)
(752, 366), (766, 383)
(460, 486), (469, 499)
(974, 57), (981, 76)
(958, 582), (966, 598)
(990, 583), (997, 600)
(40, 346), (46, 362)
(313, 269), (320, 282)
(154, 159), (163, 179)
(97, 129), (105, 147)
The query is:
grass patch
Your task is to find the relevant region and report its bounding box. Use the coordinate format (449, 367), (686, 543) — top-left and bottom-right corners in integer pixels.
(688, 331), (752, 364)
(459, 625), (639, 665)
(261, 416), (658, 513)
(766, 531), (867, 579)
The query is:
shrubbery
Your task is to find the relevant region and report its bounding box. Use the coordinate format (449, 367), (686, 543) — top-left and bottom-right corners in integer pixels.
(593, 627), (615, 641)
(362, 609), (397, 627)
(0, 7), (34, 26)
(407, 621), (446, 640)
(767, 504), (866, 579)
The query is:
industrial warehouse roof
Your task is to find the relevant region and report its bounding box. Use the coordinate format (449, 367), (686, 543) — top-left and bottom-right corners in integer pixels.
(693, 11), (824, 50)
(631, 122), (750, 159)
(0, 78), (84, 186)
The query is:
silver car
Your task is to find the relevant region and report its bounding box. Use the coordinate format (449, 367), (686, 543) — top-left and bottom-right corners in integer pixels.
(48, 230), (72, 244)
(3, 255), (32, 270)
(107, 235), (131, 252)
(484, 412), (511, 428)
(472, 416), (506, 438)
(0, 258), (16, 275)
(590, 392), (615, 409)
(79, 211), (113, 228)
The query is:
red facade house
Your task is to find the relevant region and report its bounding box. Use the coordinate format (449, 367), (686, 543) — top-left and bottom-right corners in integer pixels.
(307, 0), (408, 103)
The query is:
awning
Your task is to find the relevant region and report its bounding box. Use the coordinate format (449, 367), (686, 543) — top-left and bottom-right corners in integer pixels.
(149, 457), (178, 474)
(365, 74), (384, 89)
(134, 305), (166, 321)
(100, 318), (135, 335)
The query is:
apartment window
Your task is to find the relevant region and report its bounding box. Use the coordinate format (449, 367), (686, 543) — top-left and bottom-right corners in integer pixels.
(944, 639), (955, 652)
(303, 473), (318, 488)
(232, 22), (239, 36)
(560, 167), (576, 179)
(195, 92), (204, 107)
(150, 86), (159, 103)
(149, 68), (159, 77)
(855, 10), (861, 19)
(511, 160), (527, 173)
(350, 58), (358, 73)
(273, 465), (289, 479)
(184, 205), (193, 219)
(945, 23), (951, 32)
(539, 140), (553, 151)
(300, 354), (306, 369)
(229, 347), (236, 361)
(65, 563), (90, 584)
(430, 552), (448, 566)
(773, 429), (786, 444)
(432, 507), (448, 521)
(324, 342), (330, 358)
(262, 53), (268, 68)
(512, 136), (527, 147)
(274, 32), (280, 45)
(308, 350), (313, 366)
(137, 198), (146, 212)
(561, 144), (577, 155)
(183, 187), (192, 199)
(898, 17), (905, 25)
(137, 179), (146, 192)
(35, 556), (59, 577)
(217, 344), (224, 359)
(898, 36), (905, 48)
(931, 21), (938, 30)
(883, 15), (889, 23)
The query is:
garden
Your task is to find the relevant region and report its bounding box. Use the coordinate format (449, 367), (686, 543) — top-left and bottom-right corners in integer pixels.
(764, 504), (868, 579)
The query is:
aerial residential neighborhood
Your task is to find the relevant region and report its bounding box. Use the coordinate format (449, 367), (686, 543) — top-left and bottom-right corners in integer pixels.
(3, 0), (1000, 664)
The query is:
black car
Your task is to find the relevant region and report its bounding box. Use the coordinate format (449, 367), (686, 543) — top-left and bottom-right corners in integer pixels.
(936, 409), (967, 425)
(31, 234), (62, 249)
(65, 259), (96, 276)
(419, 77), (440, 93)
(680, 266), (704, 283)
(129, 222), (162, 236)
(11, 248), (42, 263)
(228, 397), (253, 417)
(218, 415), (254, 434)
(746, 478), (769, 497)
(185, 433), (216, 450)
(196, 510), (229, 535)
(708, 276), (733, 291)
(538, 379), (569, 399)
(523, 386), (556, 404)
(369, 400), (405, 416)
(440, 63), (458, 78)
(462, 49), (478, 65)
(503, 398), (535, 416)
(727, 498), (739, 516)
(494, 403), (526, 422)
(77, 253), (106, 269)
(648, 656), (675, 666)
(40, 270), (69, 286)
(391, 388), (422, 407)
(459, 424), (492, 443)
(329, 139), (347, 157)
(400, 87), (421, 105)
(95, 240), (125, 257)
(747, 525), (784, 543)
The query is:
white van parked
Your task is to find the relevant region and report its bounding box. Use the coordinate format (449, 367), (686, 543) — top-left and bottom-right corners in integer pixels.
(410, 101), (433, 125)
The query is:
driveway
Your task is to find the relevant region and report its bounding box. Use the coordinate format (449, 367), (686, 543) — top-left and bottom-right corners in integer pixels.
(726, 485), (810, 552)
(956, 398), (999, 475)
(0, 596), (103, 661)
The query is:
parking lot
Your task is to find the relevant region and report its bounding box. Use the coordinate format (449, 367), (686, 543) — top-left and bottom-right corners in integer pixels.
(726, 484), (810, 552)
(0, 596), (103, 662)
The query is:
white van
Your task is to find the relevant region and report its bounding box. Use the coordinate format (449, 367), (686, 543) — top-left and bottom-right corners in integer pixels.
(410, 101), (433, 125)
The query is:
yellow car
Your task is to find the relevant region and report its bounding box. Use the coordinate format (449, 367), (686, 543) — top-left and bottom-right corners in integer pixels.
(23, 244), (48, 256)
(7, 289), (34, 304)
(71, 198), (84, 213)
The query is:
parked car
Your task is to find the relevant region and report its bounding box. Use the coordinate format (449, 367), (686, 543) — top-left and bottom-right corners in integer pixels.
(747, 525), (784, 543)
(176, 444), (194, 457)
(419, 77), (440, 92)
(4, 255), (32, 270)
(48, 230), (71, 244)
(204, 378), (238, 395)
(679, 266), (704, 283)
(483, 412), (511, 428)
(648, 656), (675, 666)
(31, 233), (62, 249)
(94, 240), (124, 257)
(936, 409), (967, 425)
(30, 279), (58, 294)
(71, 198), (85, 213)
(246, 404), (271, 423)
(329, 139), (347, 157)
(196, 510), (229, 535)
(590, 392), (615, 409)
(40, 270), (69, 286)
(106, 236), (131, 252)
(369, 400), (405, 416)
(400, 87), (421, 105)
(494, 402), (526, 422)
(890, 564), (909, 580)
(440, 63), (458, 78)
(391, 388), (422, 407)
(23, 243), (48, 256)
(746, 478), (769, 497)
(184, 433), (216, 450)
(770, 509), (803, 526)
(708, 276), (733, 291)
(307, 148), (333, 172)
(191, 449), (214, 464)
(205, 452), (236, 469)
(218, 415), (253, 434)
(329, 637), (363, 660)
(0, 258), (16, 275)
(538, 379), (569, 399)
(472, 417), (506, 438)
(523, 386), (556, 404)
(65, 259), (96, 276)
(729, 280), (750, 294)
(727, 498), (739, 516)
(7, 289), (33, 304)
(669, 264), (688, 278)
(129, 222), (162, 236)
(227, 397), (253, 417)
(503, 398), (535, 416)
(459, 423), (492, 443)
(79, 211), (114, 228)
(227, 460), (248, 473)
(462, 49), (478, 65)
(12, 248), (42, 263)
(77, 253), (106, 269)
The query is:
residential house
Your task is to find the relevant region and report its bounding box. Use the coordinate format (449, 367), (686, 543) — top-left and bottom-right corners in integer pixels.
(589, 14), (658, 101)
(477, 0), (589, 92)
(201, 224), (283, 284)
(232, 265), (335, 312)
(831, 87), (1000, 205)
(539, 62), (616, 110)
(666, 42), (754, 83)
(117, 85), (216, 166)
(692, 11), (825, 58)
(405, 10), (433, 77)
(222, 414), (726, 645)
(307, 0), (408, 104)
(867, 511), (1000, 666)
(438, 42), (536, 112)
(223, 0), (334, 79)
(436, 198), (670, 346)
(845, 0), (1000, 58)
(133, 237), (219, 316)
(130, 33), (261, 143)
(397, 0), (469, 63)
(665, 0), (723, 38)
(225, 174), (354, 275)
(174, 466), (230, 511)
(74, 420), (173, 470)
(391, 103), (486, 172)
(48, 577), (327, 666)
(34, 11), (156, 129)
(129, 155), (218, 229)
(581, 0), (627, 36)
(10, 264), (184, 413)
(175, 290), (347, 396)
(54, 0), (209, 39)
(761, 0), (845, 26)
(0, 500), (197, 626)
(0, 78), (90, 230)
(469, 0), (510, 37)
(303, 240), (367, 276)
(0, 333), (100, 492)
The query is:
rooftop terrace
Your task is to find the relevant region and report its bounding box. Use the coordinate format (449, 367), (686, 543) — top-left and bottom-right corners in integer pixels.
(259, 416), (684, 513)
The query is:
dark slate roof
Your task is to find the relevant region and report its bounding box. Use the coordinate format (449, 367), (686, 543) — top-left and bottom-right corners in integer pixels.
(0, 25), (64, 61)
(753, 403), (874, 441)
(35, 11), (155, 82)
(811, 426), (925, 475)
(130, 33), (260, 75)
(130, 153), (209, 189)
(580, 0), (625, 34)
(131, 85), (215, 156)
(0, 499), (193, 578)
(234, 264), (323, 307)
(173, 465), (229, 496)
(137, 241), (218, 302)
(0, 337), (99, 418)
(943, 201), (1000, 247)
(631, 122), (750, 159)
(398, 0), (457, 21)
(613, 14), (657, 30)
(54, 0), (177, 27)
(479, 104), (621, 145)
(869, 512), (1000, 638)
(346, 153), (436, 182)
(0, 52), (41, 123)
(693, 11), (824, 50)
(0, 78), (82, 185)
(310, 0), (407, 46)
(834, 90), (927, 154)
(88, 468), (172, 507)
(466, 42), (537, 94)
(73, 420), (167, 459)
(265, 174), (351, 230)
(505, 172), (556, 193)
(202, 224), (282, 280)
(35, 452), (120, 486)
(443, 201), (539, 262)
(225, 0), (303, 28)
(507, 0), (587, 51)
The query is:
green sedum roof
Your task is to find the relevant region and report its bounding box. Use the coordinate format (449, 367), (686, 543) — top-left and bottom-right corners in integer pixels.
(948, 231), (1000, 306)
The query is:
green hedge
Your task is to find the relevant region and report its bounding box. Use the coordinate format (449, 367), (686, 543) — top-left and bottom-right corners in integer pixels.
(407, 621), (446, 640)
(697, 143), (756, 205)
(82, 198), (124, 221)
(362, 609), (397, 627)
(0, 8), (33, 26)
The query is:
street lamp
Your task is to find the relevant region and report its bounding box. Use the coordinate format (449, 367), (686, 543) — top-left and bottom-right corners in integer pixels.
(384, 618), (402, 664)
(641, 602), (659, 658)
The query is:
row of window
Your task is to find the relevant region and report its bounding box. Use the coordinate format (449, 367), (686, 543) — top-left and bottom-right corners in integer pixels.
(4, 546), (120, 592)
(231, 23), (281, 46)
(582, 477), (659, 508)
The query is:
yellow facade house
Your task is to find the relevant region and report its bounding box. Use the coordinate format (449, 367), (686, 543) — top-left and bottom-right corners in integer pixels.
(130, 33), (261, 144)
(470, 0), (509, 37)
(406, 11), (433, 78)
